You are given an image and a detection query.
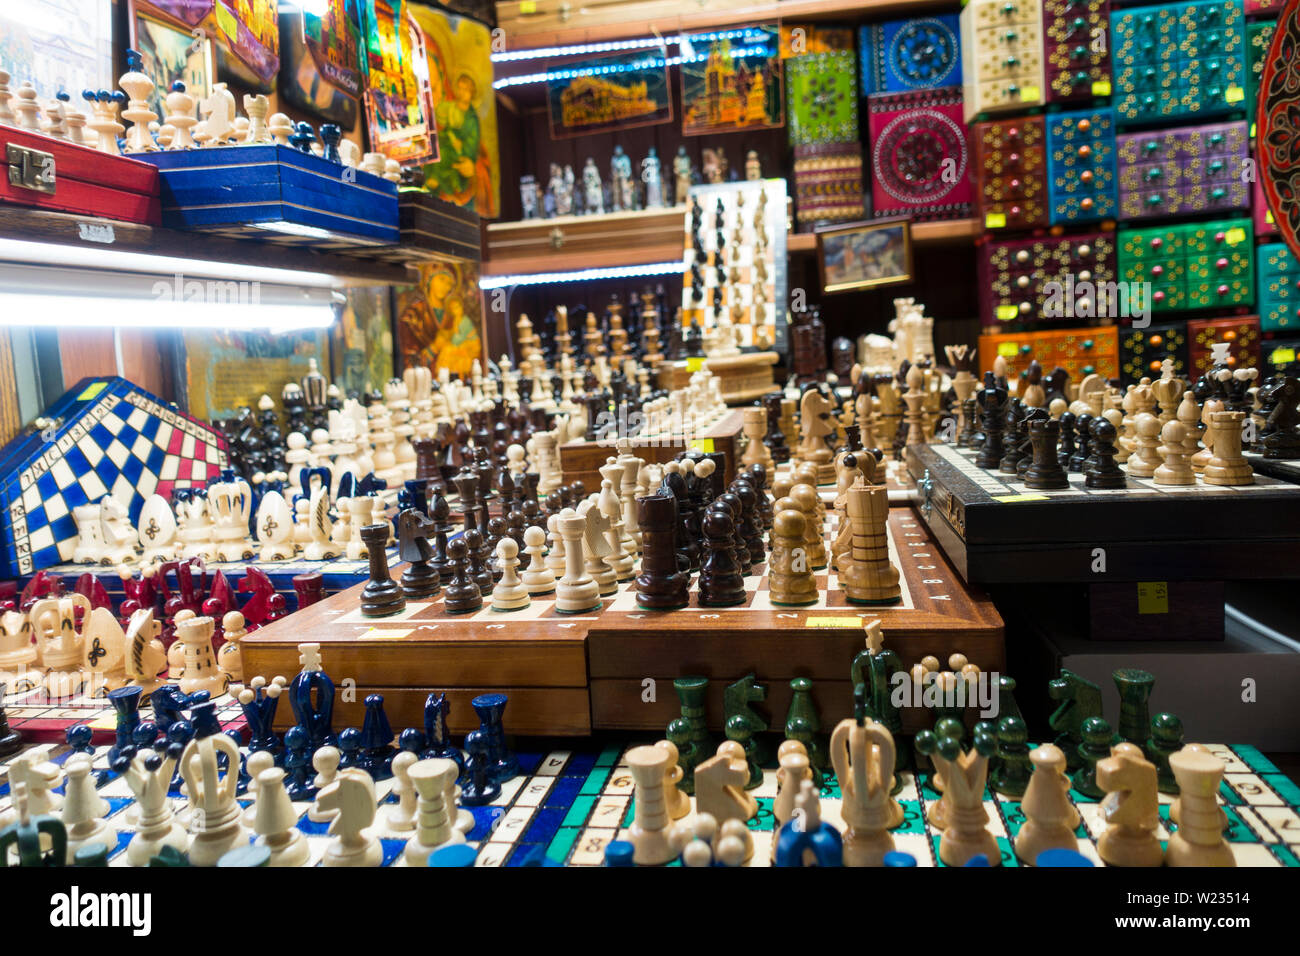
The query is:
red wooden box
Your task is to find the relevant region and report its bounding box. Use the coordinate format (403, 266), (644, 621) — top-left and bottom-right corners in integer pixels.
(0, 126), (160, 225)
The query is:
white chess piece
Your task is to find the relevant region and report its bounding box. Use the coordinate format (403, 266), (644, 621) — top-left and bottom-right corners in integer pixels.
(345, 496), (373, 561)
(253, 766), (311, 866)
(317, 769), (383, 867)
(14, 82), (42, 132)
(136, 493), (177, 564)
(243, 93), (270, 144)
(178, 730), (247, 866)
(268, 112), (294, 146)
(61, 754), (110, 862)
(124, 747), (190, 866)
(303, 486), (339, 561)
(72, 503), (106, 563)
(198, 82), (236, 146)
(520, 526), (555, 596)
(256, 490), (296, 560)
(0, 70), (13, 125)
(308, 747), (342, 823)
(492, 538), (530, 611)
(99, 497), (137, 566)
(402, 758), (465, 867)
(119, 55), (158, 153)
(387, 750), (419, 832)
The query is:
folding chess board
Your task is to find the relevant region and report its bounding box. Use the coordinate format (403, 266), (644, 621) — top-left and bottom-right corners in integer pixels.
(6, 738), (1297, 867)
(907, 441), (1300, 583)
(0, 378), (228, 579)
(0, 686), (245, 746)
(241, 508), (1005, 739)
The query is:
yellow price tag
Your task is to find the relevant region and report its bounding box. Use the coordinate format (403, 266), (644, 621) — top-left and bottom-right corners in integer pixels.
(1091, 80), (1112, 96)
(1225, 86), (1245, 104)
(996, 305), (1019, 321)
(685, 357), (705, 372)
(520, 0), (537, 11)
(985, 212), (1007, 228)
(997, 341), (1020, 357)
(1136, 581), (1168, 615)
(1251, 122), (1257, 138)
(805, 617), (862, 628)
(992, 493), (1051, 503)
(1225, 227), (1247, 245)
(1272, 347), (1297, 364)
(76, 382), (108, 401)
(689, 438), (715, 453)
(1268, 210), (1276, 224)
(1021, 86), (1041, 102)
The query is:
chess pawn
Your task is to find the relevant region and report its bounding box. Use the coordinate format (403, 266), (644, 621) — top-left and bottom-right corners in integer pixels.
(830, 717), (902, 866)
(124, 749), (189, 866)
(175, 616), (227, 697)
(44, 92), (69, 140)
(307, 747), (342, 823)
(491, 538), (530, 611)
(61, 754), (110, 862)
(1125, 413), (1162, 478)
(268, 112), (294, 146)
(0, 70), (12, 125)
(1153, 420), (1195, 485)
(520, 525), (556, 596)
(1014, 743), (1080, 865)
(253, 766), (311, 866)
(119, 49), (158, 153)
(361, 152), (386, 177)
(162, 81), (197, 149)
(217, 610), (246, 683)
(14, 81), (41, 132)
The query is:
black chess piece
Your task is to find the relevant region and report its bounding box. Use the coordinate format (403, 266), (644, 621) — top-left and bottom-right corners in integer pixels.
(397, 509), (441, 599)
(1024, 418), (1069, 490)
(635, 493), (690, 610)
(1069, 413), (1093, 473)
(974, 372), (1008, 470)
(427, 493), (454, 582)
(360, 523), (404, 616)
(698, 506), (746, 607)
(1015, 408), (1048, 479)
(1084, 418), (1127, 489)
(716, 491), (750, 575)
(442, 538), (483, 614)
(283, 725), (316, 801)
(463, 529), (495, 595)
(1260, 376), (1300, 460)
(746, 463), (774, 532)
(1057, 410), (1077, 471)
(459, 730), (501, 806)
(731, 479), (766, 560)
(998, 398), (1026, 474)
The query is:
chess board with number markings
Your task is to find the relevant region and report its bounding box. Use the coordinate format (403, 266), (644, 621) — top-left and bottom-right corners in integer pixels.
(0, 685), (245, 746)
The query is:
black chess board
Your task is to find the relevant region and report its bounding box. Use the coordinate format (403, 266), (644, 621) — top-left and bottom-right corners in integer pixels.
(906, 442), (1300, 584)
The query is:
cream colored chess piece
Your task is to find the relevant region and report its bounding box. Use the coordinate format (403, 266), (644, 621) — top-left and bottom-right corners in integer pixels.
(308, 747), (341, 824)
(1153, 420), (1195, 485)
(402, 758), (466, 866)
(119, 57), (158, 153)
(316, 769), (382, 866)
(554, 508), (600, 613)
(0, 607), (37, 677)
(655, 739), (690, 821)
(268, 112), (294, 146)
(13, 82), (41, 132)
(796, 388), (837, 484)
(303, 486), (339, 560)
(61, 754), (110, 862)
(256, 490), (295, 560)
(624, 744), (677, 865)
(0, 70), (13, 125)
(491, 538), (530, 611)
(1202, 410), (1254, 486)
(1014, 743), (1080, 865)
(741, 406), (774, 473)
(830, 715), (902, 866)
(210, 476), (254, 562)
(217, 610), (246, 683)
(387, 751), (418, 832)
(98, 496), (137, 566)
(123, 607), (166, 696)
(930, 737), (1000, 866)
(694, 741), (758, 834)
(179, 730), (247, 866)
(124, 747), (189, 866)
(175, 615), (227, 697)
(243, 93), (270, 144)
(199, 82), (236, 145)
(80, 606), (127, 695)
(1166, 746), (1235, 867)
(520, 526), (555, 596)
(253, 766), (311, 866)
(1096, 742), (1164, 867)
(30, 594), (90, 698)
(162, 81), (198, 149)
(136, 493), (177, 564)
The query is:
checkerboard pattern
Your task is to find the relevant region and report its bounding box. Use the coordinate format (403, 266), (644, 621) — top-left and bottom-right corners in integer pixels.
(0, 378), (228, 578)
(0, 685), (245, 746)
(4, 739), (1296, 866)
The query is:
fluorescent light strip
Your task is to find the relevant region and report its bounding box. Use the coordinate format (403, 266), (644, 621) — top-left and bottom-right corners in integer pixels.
(0, 238), (338, 288)
(0, 293), (336, 331)
(489, 27), (767, 63)
(479, 261), (684, 290)
(494, 42), (775, 89)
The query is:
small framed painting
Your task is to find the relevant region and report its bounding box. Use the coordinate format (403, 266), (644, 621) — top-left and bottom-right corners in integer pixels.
(130, 1), (214, 121)
(0, 0), (114, 100)
(816, 217), (913, 294)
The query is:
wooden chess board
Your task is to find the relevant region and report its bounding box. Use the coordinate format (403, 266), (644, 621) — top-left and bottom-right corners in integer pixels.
(5, 737), (1296, 867)
(0, 685), (244, 746)
(907, 441), (1300, 584)
(241, 507), (1004, 738)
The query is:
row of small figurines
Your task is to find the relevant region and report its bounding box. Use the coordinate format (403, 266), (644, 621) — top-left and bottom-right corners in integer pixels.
(0, 59), (400, 179)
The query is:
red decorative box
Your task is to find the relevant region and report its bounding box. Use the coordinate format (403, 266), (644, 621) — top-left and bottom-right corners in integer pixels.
(1255, 175), (1279, 238)
(867, 87), (973, 221)
(971, 115), (1049, 231)
(0, 126), (160, 225)
(1187, 314), (1260, 377)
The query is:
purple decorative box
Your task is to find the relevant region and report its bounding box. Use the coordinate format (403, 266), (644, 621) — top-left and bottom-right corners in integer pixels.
(1116, 121), (1249, 221)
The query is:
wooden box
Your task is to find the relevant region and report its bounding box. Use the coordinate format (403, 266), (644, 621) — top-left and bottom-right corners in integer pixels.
(961, 0), (1048, 120)
(1120, 321), (1190, 385)
(978, 325), (1119, 381)
(1117, 217), (1255, 314)
(139, 145), (398, 249)
(361, 189), (481, 265)
(1046, 108), (1118, 225)
(558, 407), (746, 491)
(866, 87), (973, 221)
(859, 15), (963, 95)
(655, 353), (778, 404)
(978, 231), (1117, 328)
(483, 207), (683, 276)
(1187, 313), (1260, 376)
(1116, 120), (1249, 222)
(1257, 242), (1299, 332)
(0, 126), (160, 225)
(1044, 0), (1112, 103)
(971, 115), (1050, 232)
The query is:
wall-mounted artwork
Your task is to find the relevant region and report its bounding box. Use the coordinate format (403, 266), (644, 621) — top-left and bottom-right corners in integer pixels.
(680, 24), (783, 136)
(130, 1), (214, 121)
(278, 4), (360, 126)
(546, 49), (672, 139)
(183, 328), (330, 422)
(135, 0), (280, 90)
(394, 259), (484, 380)
(334, 287), (394, 398)
(361, 0), (439, 165)
(0, 0), (113, 100)
(409, 3), (499, 217)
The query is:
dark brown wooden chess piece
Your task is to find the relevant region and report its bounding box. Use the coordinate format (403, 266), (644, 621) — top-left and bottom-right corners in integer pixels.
(397, 509), (441, 599)
(698, 506), (746, 607)
(462, 529), (495, 595)
(1069, 413), (1093, 472)
(1057, 410), (1077, 472)
(360, 523), (406, 617)
(999, 399), (1026, 474)
(746, 463), (774, 531)
(441, 537), (483, 615)
(1016, 408), (1047, 479)
(427, 493), (454, 582)
(1084, 418), (1127, 489)
(412, 437), (441, 483)
(975, 372), (1008, 470)
(1024, 419), (1069, 490)
(764, 394), (790, 464)
(1261, 376), (1300, 460)
(635, 493), (690, 610)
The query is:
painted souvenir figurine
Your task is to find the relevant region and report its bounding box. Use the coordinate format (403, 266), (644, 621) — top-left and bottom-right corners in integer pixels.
(549, 162), (575, 217)
(641, 147), (663, 208)
(611, 146), (634, 212)
(520, 175), (539, 219)
(746, 150), (761, 181)
(582, 158), (604, 215)
(674, 146), (693, 205)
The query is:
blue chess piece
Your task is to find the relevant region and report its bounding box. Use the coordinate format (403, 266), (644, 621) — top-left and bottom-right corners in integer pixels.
(336, 473), (358, 500)
(337, 727), (363, 770)
(604, 841), (635, 867)
(1036, 848), (1095, 867)
(470, 693), (519, 784)
(65, 724), (94, 757)
(318, 123), (342, 163)
(357, 474), (387, 496)
(189, 697), (222, 740)
(283, 726), (316, 801)
(238, 680), (284, 761)
(132, 720), (158, 753)
(459, 730), (500, 807)
(289, 645), (336, 751)
(107, 686), (142, 764)
(421, 693), (465, 776)
(397, 727), (424, 755)
(774, 811), (844, 867)
(429, 844), (477, 867)
(165, 720), (193, 791)
(360, 694), (394, 780)
(288, 121), (317, 154)
(964, 853), (991, 867)
(883, 850), (916, 867)
(150, 686), (191, 738)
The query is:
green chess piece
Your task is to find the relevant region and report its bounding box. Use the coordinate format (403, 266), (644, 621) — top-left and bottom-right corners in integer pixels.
(0, 784), (66, 867)
(667, 676), (710, 795)
(989, 714), (1032, 797)
(1071, 716), (1114, 799)
(1048, 669), (1104, 771)
(849, 620), (904, 739)
(1113, 668), (1155, 746)
(147, 844), (191, 867)
(996, 675), (1023, 724)
(73, 843), (108, 867)
(723, 673), (768, 787)
(1146, 712), (1184, 795)
(784, 677), (827, 785)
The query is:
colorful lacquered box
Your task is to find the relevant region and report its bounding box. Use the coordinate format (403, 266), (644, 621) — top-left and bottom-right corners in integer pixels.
(1111, 0), (1247, 126)
(978, 231), (1117, 327)
(960, 0), (1048, 120)
(1255, 176), (1279, 237)
(1120, 321), (1191, 384)
(1115, 120), (1249, 220)
(867, 87), (973, 220)
(788, 50), (860, 146)
(1247, 18), (1276, 124)
(1044, 0), (1112, 103)
(1257, 242), (1300, 331)
(1187, 313), (1260, 375)
(1117, 218), (1255, 314)
(971, 115), (1050, 231)
(978, 325), (1120, 380)
(1046, 108), (1118, 224)
(860, 15), (964, 95)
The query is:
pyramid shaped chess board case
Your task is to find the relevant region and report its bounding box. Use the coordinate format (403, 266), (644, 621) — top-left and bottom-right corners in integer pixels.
(0, 377), (228, 578)
(0, 125), (161, 225)
(137, 145), (398, 249)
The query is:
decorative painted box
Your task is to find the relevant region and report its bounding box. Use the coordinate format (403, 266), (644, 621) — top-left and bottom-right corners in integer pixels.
(0, 377), (228, 578)
(1120, 321), (1190, 384)
(978, 325), (1120, 380)
(1046, 108), (1118, 224)
(1255, 176), (1279, 237)
(0, 126), (161, 225)
(978, 231), (1116, 327)
(867, 87), (973, 220)
(961, 0), (1048, 120)
(1187, 314), (1260, 374)
(1247, 19), (1275, 125)
(971, 115), (1050, 231)
(1115, 120), (1249, 220)
(1263, 338), (1300, 378)
(140, 145), (399, 248)
(1244, 0), (1282, 14)
(1111, 0), (1247, 126)
(860, 15), (964, 95)
(794, 143), (866, 229)
(1117, 217), (1255, 314)
(788, 50), (860, 147)
(1044, 0), (1112, 103)
(1257, 242), (1300, 331)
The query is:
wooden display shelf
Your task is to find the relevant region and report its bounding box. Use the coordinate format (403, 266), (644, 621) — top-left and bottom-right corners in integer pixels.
(496, 0), (954, 52)
(787, 218), (983, 254)
(0, 206), (415, 285)
(483, 207), (684, 277)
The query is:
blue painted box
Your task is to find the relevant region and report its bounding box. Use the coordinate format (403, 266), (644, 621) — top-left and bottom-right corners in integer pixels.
(860, 15), (963, 95)
(1046, 108), (1118, 224)
(138, 145), (399, 247)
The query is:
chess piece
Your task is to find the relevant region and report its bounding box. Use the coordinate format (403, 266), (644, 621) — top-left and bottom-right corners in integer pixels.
(198, 82), (236, 146)
(441, 538), (483, 614)
(316, 769), (383, 867)
(174, 616), (226, 697)
(916, 723), (1001, 867)
(1126, 413), (1162, 478)
(402, 758), (466, 866)
(1024, 419), (1069, 489)
(360, 524), (405, 616)
(774, 779), (843, 866)
(178, 722), (246, 866)
(1153, 420), (1195, 485)
(520, 525), (555, 596)
(1096, 742), (1164, 867)
(119, 50), (158, 153)
(1084, 418), (1126, 489)
(625, 744), (677, 865)
(555, 508), (600, 613)
(253, 766), (311, 867)
(491, 538), (530, 611)
(0, 70), (13, 125)
(123, 749), (189, 866)
(1165, 747), (1234, 867)
(694, 741), (758, 831)
(840, 482), (901, 605)
(830, 714), (902, 866)
(1202, 411), (1254, 486)
(656, 739), (691, 821)
(770, 505), (817, 606)
(1014, 743), (1081, 865)
(60, 754), (109, 862)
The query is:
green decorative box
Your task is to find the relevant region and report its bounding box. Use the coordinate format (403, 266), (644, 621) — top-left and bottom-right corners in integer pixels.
(787, 50), (860, 147)
(1117, 217), (1255, 314)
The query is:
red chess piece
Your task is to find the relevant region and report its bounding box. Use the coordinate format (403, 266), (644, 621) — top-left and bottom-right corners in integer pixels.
(292, 572), (324, 610)
(74, 572), (113, 612)
(237, 566), (281, 628)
